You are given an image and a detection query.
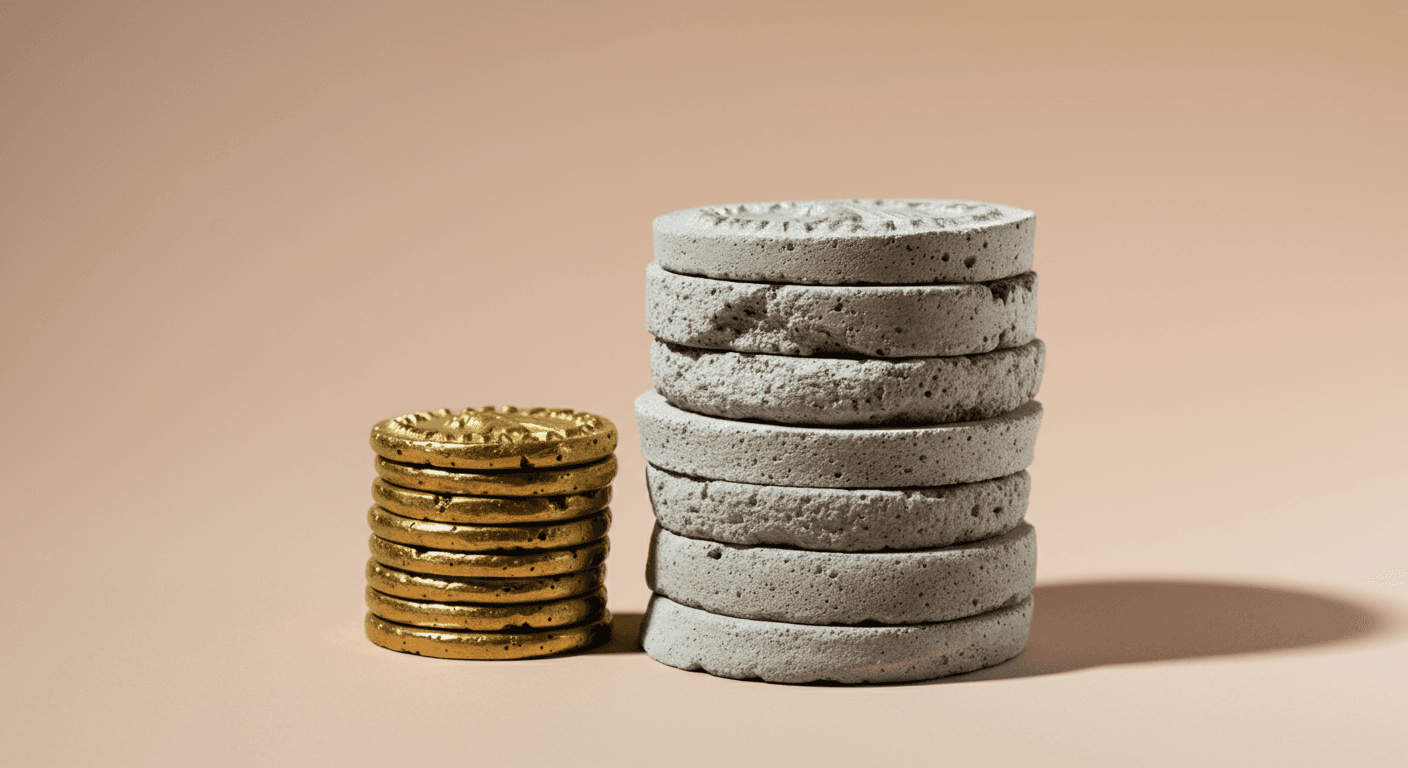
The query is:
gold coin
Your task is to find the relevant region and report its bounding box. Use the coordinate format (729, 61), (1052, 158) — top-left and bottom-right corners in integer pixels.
(375, 454), (616, 497)
(368, 505), (610, 552)
(366, 560), (605, 604)
(365, 611), (612, 660)
(372, 478), (610, 524)
(366, 586), (608, 631)
(369, 535), (610, 578)
(371, 406), (617, 470)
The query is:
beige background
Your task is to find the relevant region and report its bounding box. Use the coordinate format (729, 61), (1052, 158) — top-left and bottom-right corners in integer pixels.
(2, 1), (1405, 765)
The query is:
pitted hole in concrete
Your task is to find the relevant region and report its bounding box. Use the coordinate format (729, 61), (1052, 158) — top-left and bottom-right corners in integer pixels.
(964, 256), (977, 268)
(706, 548), (723, 560)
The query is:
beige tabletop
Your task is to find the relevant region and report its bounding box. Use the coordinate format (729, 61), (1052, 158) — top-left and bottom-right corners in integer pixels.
(2, 2), (1405, 765)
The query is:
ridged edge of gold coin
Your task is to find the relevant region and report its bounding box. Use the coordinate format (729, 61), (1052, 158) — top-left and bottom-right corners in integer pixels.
(372, 479), (611, 524)
(367, 505), (611, 552)
(365, 611), (612, 659)
(375, 454), (617, 497)
(366, 560), (606, 604)
(369, 535), (610, 578)
(370, 407), (617, 470)
(366, 587), (608, 631)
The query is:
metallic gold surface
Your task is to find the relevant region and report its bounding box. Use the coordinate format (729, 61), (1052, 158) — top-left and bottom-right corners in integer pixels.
(368, 505), (610, 552)
(375, 454), (617, 496)
(371, 407), (617, 470)
(365, 587), (607, 631)
(365, 611), (612, 660)
(366, 560), (605, 604)
(372, 478), (610, 524)
(369, 535), (610, 578)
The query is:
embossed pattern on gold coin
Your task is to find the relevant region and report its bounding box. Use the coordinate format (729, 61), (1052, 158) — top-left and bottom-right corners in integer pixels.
(366, 560), (606, 604)
(366, 587), (608, 631)
(368, 505), (611, 552)
(369, 535), (610, 579)
(375, 455), (617, 497)
(371, 407), (617, 470)
(372, 479), (611, 524)
(365, 612), (612, 660)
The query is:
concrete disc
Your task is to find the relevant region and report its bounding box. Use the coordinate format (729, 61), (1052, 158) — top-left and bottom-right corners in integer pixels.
(640, 593), (1032, 684)
(651, 339), (1043, 426)
(636, 390), (1040, 488)
(646, 522), (1036, 625)
(653, 199), (1034, 285)
(647, 465), (1029, 551)
(647, 262), (1037, 358)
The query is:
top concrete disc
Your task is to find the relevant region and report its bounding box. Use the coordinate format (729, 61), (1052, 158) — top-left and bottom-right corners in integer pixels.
(653, 199), (1034, 285)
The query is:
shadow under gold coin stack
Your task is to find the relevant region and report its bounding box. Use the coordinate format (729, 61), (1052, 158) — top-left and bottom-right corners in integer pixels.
(363, 407), (617, 659)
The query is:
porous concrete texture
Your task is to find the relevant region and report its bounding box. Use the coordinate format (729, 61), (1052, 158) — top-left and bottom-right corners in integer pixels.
(636, 390), (1041, 488)
(654, 199), (1035, 285)
(647, 465), (1029, 551)
(647, 263), (1036, 358)
(646, 522), (1036, 625)
(652, 339), (1044, 425)
(640, 593), (1033, 684)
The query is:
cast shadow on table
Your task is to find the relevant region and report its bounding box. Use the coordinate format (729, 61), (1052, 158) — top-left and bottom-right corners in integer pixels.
(582, 581), (1395, 671)
(584, 612), (645, 654)
(932, 579), (1394, 684)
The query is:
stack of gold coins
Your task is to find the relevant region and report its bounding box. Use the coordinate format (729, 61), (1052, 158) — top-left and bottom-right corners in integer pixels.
(363, 406), (617, 659)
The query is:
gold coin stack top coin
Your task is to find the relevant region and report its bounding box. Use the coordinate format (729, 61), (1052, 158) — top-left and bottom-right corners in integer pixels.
(364, 406), (618, 659)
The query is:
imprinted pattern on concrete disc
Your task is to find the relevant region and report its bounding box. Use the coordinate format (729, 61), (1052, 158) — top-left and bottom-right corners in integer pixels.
(636, 390), (1040, 488)
(653, 199), (1034, 285)
(646, 263), (1036, 357)
(646, 523), (1036, 625)
(641, 594), (1032, 684)
(652, 339), (1044, 426)
(647, 465), (1028, 551)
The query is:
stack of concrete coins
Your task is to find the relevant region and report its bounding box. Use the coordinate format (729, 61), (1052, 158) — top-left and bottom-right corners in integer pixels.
(364, 407), (617, 659)
(637, 199), (1044, 684)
